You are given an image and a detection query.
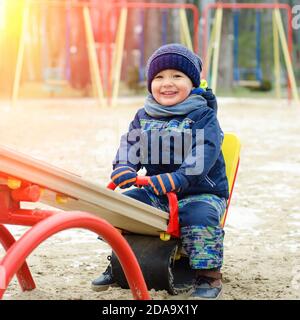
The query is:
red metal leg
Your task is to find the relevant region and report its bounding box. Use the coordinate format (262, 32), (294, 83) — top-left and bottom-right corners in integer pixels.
(0, 212), (150, 300)
(0, 224), (35, 292)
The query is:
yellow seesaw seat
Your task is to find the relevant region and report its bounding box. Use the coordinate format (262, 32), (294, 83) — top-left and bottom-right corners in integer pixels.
(221, 133), (241, 227)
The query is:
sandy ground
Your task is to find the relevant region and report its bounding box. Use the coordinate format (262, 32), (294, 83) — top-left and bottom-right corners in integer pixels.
(0, 96), (300, 300)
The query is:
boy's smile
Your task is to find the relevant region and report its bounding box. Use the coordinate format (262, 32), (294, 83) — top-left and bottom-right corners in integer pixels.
(151, 69), (193, 106)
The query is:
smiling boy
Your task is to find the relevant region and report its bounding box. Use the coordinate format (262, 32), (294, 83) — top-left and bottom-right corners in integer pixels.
(92, 44), (228, 300)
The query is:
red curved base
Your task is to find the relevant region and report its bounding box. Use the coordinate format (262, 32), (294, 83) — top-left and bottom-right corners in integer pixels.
(0, 212), (150, 300)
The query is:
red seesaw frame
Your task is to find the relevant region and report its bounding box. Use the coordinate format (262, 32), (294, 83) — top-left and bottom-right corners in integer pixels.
(0, 178), (150, 300)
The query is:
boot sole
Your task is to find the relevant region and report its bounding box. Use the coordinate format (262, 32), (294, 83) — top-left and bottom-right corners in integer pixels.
(91, 282), (118, 292)
(187, 287), (223, 300)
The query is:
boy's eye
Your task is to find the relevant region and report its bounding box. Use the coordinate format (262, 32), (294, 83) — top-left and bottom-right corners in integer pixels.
(173, 74), (182, 78)
(154, 75), (163, 79)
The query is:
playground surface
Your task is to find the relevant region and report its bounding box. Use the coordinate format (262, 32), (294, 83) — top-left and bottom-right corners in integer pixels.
(0, 96), (300, 300)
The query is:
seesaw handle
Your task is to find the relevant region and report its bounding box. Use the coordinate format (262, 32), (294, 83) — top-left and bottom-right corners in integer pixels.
(107, 176), (180, 237)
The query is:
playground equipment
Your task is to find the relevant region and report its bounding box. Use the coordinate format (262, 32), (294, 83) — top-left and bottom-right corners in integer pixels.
(5, 1), (300, 104)
(105, 1), (199, 106)
(0, 133), (241, 298)
(202, 3), (299, 102)
(10, 1), (199, 107)
(233, 10), (263, 88)
(11, 0), (106, 107)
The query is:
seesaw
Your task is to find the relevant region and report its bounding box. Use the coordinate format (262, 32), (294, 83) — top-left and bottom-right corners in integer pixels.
(0, 147), (188, 298)
(0, 144), (170, 236)
(0, 133), (241, 298)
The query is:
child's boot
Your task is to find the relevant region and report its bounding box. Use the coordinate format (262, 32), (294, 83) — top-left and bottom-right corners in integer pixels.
(91, 256), (117, 292)
(188, 270), (223, 300)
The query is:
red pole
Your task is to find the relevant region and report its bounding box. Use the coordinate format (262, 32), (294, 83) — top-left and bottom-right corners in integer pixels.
(204, 3), (291, 10)
(0, 212), (150, 300)
(166, 192), (179, 237)
(0, 224), (35, 292)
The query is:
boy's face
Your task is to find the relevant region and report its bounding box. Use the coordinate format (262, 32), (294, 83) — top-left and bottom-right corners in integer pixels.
(151, 69), (193, 106)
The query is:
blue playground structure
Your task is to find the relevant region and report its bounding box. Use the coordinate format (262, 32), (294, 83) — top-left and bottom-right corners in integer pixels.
(233, 10), (263, 87)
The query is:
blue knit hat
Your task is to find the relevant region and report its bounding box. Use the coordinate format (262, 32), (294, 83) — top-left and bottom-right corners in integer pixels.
(146, 43), (203, 93)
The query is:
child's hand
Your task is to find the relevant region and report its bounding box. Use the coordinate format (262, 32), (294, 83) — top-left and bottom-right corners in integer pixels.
(111, 166), (137, 189)
(148, 173), (182, 196)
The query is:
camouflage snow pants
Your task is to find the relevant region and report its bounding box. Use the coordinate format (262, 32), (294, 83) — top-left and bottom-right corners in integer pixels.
(123, 188), (227, 270)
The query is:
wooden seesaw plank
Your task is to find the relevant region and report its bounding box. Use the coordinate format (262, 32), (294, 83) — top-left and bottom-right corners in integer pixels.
(0, 145), (168, 236)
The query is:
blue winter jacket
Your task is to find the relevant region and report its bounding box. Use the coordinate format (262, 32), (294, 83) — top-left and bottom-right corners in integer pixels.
(113, 102), (229, 200)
